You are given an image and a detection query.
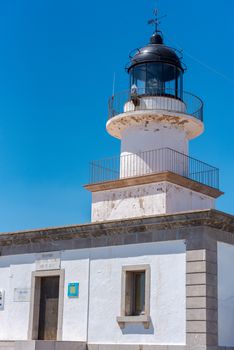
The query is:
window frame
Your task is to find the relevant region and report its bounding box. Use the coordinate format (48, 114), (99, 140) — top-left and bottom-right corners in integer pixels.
(117, 264), (151, 329)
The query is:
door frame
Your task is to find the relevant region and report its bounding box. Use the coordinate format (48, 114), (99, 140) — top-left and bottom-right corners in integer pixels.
(28, 269), (65, 341)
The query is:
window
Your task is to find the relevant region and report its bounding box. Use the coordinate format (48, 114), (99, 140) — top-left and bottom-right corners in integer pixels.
(117, 265), (150, 329)
(125, 271), (145, 316)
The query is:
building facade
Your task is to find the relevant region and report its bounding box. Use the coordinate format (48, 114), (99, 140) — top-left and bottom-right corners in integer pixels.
(0, 17), (234, 350)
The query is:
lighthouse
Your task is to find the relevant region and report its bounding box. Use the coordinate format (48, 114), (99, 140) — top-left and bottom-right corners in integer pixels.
(1, 11), (234, 350)
(86, 22), (223, 222)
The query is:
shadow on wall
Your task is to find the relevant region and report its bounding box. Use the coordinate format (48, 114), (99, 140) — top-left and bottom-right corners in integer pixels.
(121, 319), (154, 335)
(0, 240), (186, 268)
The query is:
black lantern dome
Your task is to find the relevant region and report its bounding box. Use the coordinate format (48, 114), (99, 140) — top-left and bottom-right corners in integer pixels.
(127, 32), (184, 99)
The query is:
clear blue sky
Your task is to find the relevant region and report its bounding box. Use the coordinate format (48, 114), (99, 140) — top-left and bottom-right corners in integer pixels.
(0, 0), (234, 232)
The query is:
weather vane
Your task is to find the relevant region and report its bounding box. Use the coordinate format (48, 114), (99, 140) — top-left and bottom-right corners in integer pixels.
(148, 8), (166, 33)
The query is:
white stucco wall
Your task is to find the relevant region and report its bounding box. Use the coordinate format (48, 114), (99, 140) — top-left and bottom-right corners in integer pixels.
(61, 252), (90, 341)
(120, 123), (188, 156)
(0, 255), (36, 340)
(88, 240), (186, 345)
(0, 240), (186, 345)
(218, 242), (234, 346)
(166, 183), (215, 213)
(0, 264), (10, 340)
(91, 182), (215, 222)
(92, 182), (166, 222)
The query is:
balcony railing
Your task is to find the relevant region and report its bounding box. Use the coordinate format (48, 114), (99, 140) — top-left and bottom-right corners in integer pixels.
(108, 88), (203, 122)
(89, 148), (219, 190)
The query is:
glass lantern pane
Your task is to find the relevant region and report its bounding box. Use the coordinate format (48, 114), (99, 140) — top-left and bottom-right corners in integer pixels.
(146, 63), (165, 95)
(129, 63), (183, 99)
(131, 65), (146, 93)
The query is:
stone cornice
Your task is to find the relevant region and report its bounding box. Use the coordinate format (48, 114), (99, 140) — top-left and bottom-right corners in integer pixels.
(0, 210), (233, 252)
(84, 172), (223, 199)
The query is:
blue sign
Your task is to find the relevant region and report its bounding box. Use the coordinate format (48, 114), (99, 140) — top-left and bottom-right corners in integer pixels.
(68, 282), (79, 298)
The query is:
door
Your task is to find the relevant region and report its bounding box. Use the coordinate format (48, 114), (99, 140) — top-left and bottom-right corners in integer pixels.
(38, 276), (60, 340)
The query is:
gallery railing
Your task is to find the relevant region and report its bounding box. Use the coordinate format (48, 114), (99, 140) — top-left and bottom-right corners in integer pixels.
(89, 148), (219, 189)
(108, 88), (203, 122)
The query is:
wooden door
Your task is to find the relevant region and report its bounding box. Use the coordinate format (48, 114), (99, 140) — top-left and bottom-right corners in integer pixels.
(38, 276), (59, 340)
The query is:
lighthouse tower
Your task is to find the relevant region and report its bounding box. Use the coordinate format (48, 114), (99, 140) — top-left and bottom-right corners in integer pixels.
(85, 22), (222, 222)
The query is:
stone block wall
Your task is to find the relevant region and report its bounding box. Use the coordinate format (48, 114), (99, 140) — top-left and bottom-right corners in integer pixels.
(186, 236), (218, 350)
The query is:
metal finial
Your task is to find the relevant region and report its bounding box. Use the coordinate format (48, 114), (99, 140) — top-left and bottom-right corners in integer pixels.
(148, 7), (166, 33)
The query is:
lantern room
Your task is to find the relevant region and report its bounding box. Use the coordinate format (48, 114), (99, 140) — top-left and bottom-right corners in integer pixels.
(127, 32), (185, 99)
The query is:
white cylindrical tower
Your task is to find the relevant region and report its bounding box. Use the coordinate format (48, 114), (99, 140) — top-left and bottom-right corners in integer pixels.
(85, 28), (222, 223)
(106, 31), (204, 179)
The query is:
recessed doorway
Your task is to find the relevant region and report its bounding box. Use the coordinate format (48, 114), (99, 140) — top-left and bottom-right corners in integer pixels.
(38, 276), (59, 340)
(28, 270), (64, 341)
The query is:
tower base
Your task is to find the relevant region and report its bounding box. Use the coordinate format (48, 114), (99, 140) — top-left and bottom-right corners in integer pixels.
(85, 172), (223, 222)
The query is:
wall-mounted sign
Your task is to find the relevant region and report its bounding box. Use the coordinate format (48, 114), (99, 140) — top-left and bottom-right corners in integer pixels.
(36, 252), (61, 271)
(14, 288), (31, 302)
(68, 283), (79, 298)
(0, 290), (5, 310)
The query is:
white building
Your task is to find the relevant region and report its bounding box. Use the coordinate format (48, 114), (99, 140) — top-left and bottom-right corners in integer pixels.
(0, 17), (234, 350)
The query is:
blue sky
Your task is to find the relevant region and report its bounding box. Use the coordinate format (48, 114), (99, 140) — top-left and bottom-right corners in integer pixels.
(0, 0), (234, 232)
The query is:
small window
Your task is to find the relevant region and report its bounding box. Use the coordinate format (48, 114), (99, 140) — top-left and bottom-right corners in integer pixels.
(125, 270), (145, 316)
(117, 265), (150, 329)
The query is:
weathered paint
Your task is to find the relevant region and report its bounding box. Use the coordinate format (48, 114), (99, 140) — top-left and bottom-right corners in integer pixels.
(0, 241), (186, 345)
(91, 181), (215, 222)
(218, 242), (234, 346)
(106, 109), (204, 140)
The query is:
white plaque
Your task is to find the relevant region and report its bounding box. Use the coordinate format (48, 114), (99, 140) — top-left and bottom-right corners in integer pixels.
(14, 288), (31, 302)
(0, 290), (5, 310)
(36, 252), (61, 271)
